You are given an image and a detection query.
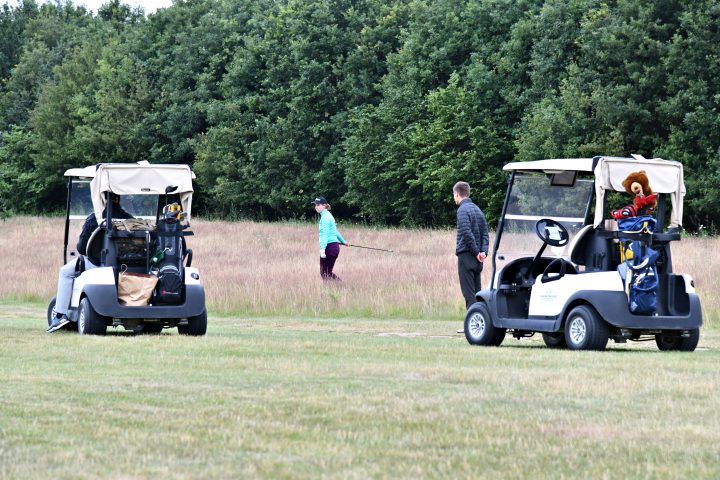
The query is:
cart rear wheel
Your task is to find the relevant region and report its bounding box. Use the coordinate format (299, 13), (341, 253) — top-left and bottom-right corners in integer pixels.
(78, 297), (107, 336)
(464, 302), (505, 346)
(655, 329), (699, 352)
(181, 310), (207, 336)
(564, 305), (608, 351)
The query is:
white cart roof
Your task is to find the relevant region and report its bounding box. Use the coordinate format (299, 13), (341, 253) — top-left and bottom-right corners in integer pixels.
(503, 158), (595, 173)
(64, 162), (196, 221)
(594, 156), (685, 228)
(503, 156), (686, 228)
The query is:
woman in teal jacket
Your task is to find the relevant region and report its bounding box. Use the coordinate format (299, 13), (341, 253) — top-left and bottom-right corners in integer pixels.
(313, 196), (347, 280)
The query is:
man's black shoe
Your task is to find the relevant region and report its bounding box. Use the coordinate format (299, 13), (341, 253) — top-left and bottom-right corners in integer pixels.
(47, 314), (70, 333)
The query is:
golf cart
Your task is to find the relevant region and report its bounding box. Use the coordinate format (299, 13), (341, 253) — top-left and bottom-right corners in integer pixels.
(464, 155), (702, 351)
(47, 162), (207, 335)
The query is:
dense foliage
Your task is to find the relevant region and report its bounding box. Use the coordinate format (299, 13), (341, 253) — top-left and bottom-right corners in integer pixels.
(2, 0), (720, 230)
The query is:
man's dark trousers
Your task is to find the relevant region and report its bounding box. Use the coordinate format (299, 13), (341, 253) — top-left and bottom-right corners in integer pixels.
(458, 252), (482, 309)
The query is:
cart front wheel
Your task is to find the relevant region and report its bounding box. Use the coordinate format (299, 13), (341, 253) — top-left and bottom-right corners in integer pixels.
(47, 296), (77, 332)
(464, 302), (505, 346)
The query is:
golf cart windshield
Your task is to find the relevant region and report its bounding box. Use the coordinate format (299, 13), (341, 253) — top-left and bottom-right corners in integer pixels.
(69, 180), (157, 220)
(497, 172), (594, 264)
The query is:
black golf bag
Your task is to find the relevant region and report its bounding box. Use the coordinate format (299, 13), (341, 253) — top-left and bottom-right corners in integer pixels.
(154, 206), (186, 304)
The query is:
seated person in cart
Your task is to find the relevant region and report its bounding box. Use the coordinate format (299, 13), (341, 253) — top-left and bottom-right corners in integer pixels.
(48, 193), (132, 332)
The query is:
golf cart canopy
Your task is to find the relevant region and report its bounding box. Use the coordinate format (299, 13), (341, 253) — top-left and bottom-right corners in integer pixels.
(504, 156), (686, 229)
(64, 162), (196, 221)
(593, 156), (685, 229)
(503, 158), (595, 173)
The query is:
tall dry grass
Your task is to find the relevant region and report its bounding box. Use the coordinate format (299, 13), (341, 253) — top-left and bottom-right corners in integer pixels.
(1, 216), (718, 322)
(0, 216), (470, 319)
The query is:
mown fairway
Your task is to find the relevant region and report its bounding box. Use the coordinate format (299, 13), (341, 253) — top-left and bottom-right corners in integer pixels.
(2, 302), (719, 479)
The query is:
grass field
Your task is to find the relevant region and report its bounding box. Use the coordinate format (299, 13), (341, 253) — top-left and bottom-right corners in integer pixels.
(2, 216), (720, 478)
(2, 303), (720, 479)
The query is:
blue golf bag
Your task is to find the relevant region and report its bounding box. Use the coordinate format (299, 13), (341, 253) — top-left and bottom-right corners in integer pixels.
(618, 216), (660, 315)
(625, 243), (660, 315)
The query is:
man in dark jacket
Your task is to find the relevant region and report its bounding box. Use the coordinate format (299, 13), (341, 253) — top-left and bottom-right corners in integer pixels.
(48, 193), (132, 332)
(454, 181), (489, 316)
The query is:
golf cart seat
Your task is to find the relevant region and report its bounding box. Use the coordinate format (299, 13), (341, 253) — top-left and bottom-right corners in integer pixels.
(569, 224), (618, 272)
(86, 226), (104, 266)
(85, 222), (155, 269)
(498, 256), (578, 292)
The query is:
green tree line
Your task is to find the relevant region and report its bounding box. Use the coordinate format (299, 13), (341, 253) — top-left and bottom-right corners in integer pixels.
(1, 0), (720, 230)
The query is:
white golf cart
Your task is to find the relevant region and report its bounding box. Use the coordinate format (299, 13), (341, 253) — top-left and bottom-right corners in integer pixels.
(47, 162), (207, 335)
(464, 155), (702, 351)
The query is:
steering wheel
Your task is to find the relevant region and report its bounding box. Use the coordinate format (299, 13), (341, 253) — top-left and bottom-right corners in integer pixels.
(541, 257), (568, 283)
(520, 219), (570, 287)
(535, 218), (569, 247)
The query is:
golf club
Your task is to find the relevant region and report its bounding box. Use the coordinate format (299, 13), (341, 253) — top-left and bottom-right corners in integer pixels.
(343, 243), (394, 253)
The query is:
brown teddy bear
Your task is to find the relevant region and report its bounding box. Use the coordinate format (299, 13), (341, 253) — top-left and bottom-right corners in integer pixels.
(611, 170), (658, 219)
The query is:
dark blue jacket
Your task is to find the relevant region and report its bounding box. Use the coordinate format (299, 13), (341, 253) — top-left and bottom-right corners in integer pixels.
(455, 198), (489, 257)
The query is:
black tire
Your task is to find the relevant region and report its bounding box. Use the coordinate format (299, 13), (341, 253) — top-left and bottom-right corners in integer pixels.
(655, 329), (700, 352)
(182, 309), (207, 336)
(77, 297), (107, 336)
(47, 296), (77, 332)
(464, 302), (505, 346)
(47, 296), (57, 327)
(542, 332), (567, 349)
(564, 305), (609, 351)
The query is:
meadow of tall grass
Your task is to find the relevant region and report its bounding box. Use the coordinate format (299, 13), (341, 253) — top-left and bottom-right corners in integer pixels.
(0, 216), (467, 319)
(1, 216), (718, 323)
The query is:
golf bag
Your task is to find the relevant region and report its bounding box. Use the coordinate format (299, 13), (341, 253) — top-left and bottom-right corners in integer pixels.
(154, 205), (186, 304)
(624, 242), (660, 315)
(618, 215), (659, 315)
(617, 214), (656, 234)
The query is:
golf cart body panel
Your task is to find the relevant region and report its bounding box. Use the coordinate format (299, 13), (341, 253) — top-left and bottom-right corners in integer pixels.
(54, 162), (207, 334)
(481, 288), (701, 333)
(466, 155), (702, 350)
(528, 271), (623, 316)
(81, 284), (205, 320)
(68, 266), (204, 320)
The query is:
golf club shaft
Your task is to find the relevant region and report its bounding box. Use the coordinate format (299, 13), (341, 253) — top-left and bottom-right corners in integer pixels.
(344, 244), (393, 253)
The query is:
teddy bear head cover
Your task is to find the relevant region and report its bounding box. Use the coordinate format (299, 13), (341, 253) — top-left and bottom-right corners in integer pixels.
(621, 170), (653, 197)
(611, 170), (658, 219)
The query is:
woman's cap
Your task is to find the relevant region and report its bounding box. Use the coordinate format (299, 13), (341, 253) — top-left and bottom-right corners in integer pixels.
(312, 196), (328, 205)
